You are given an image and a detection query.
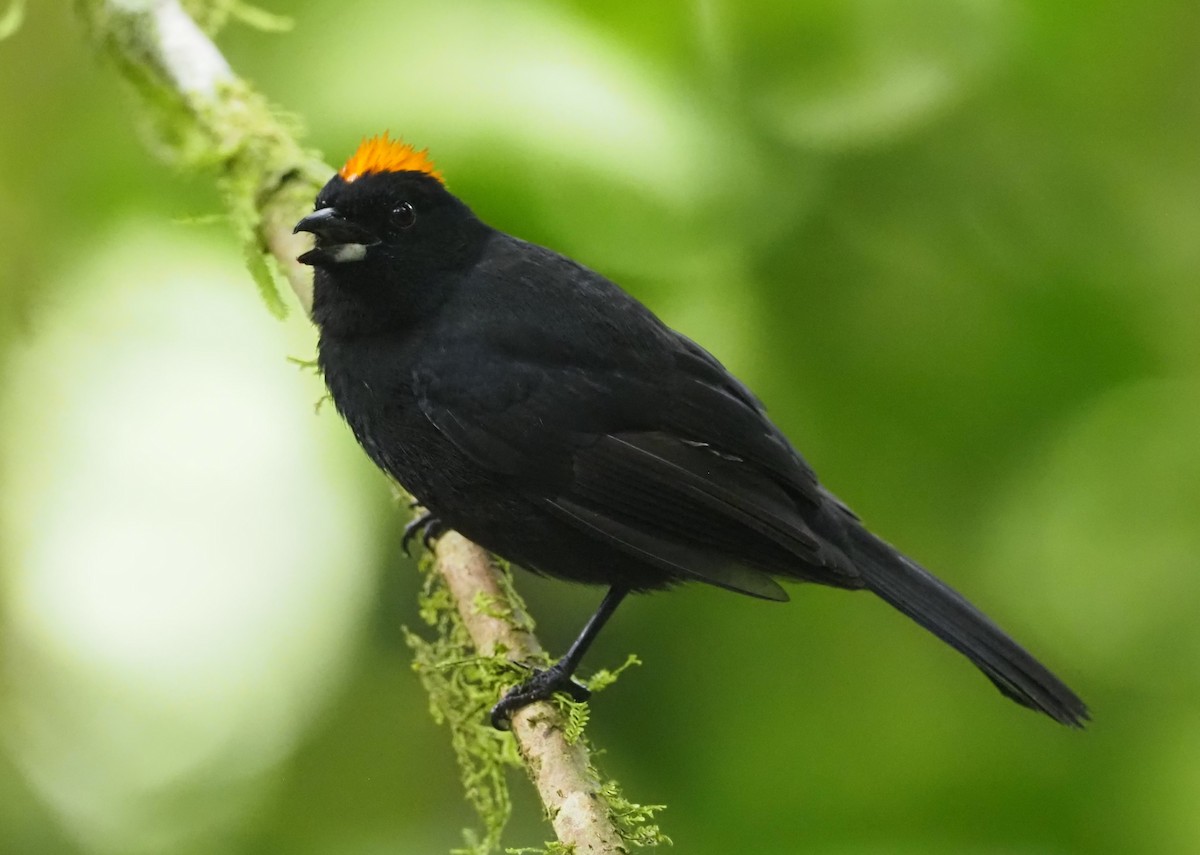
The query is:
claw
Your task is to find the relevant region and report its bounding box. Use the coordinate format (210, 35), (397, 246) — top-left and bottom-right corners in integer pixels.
(402, 510), (446, 556)
(422, 518), (446, 550)
(489, 663), (592, 731)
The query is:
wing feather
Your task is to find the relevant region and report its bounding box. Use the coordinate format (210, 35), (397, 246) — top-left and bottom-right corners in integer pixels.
(544, 496), (789, 600)
(562, 432), (859, 587)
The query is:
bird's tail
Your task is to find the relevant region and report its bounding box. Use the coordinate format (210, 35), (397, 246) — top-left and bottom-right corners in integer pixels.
(843, 524), (1089, 727)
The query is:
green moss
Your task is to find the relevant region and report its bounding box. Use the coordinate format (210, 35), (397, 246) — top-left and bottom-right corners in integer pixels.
(405, 550), (668, 853)
(241, 228), (288, 317)
(285, 355), (320, 372)
(558, 655), (640, 745)
(561, 698), (590, 746)
(78, 0), (329, 317)
(210, 86), (326, 318)
(584, 653), (642, 695)
(601, 782), (672, 849)
(403, 554), (528, 855)
(182, 0), (292, 35)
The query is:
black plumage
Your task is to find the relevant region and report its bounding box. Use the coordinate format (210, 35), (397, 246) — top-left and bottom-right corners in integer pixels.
(296, 146), (1088, 730)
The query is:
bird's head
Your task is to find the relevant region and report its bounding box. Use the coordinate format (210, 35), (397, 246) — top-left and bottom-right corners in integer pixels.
(295, 135), (488, 332)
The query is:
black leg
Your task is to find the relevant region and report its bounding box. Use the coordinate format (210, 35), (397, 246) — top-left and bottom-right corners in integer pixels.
(490, 585), (629, 730)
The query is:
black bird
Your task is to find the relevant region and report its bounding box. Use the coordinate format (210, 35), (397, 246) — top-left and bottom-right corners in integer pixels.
(295, 134), (1088, 730)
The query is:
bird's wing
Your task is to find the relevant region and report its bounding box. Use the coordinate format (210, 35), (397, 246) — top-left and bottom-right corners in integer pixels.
(664, 333), (825, 507)
(541, 429), (861, 597)
(414, 338), (859, 598)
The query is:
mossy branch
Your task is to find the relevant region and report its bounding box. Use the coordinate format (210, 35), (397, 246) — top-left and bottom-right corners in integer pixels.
(73, 1), (666, 851)
(76, 0), (327, 316)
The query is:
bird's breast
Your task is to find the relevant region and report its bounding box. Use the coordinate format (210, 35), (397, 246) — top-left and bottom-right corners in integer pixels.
(318, 332), (501, 510)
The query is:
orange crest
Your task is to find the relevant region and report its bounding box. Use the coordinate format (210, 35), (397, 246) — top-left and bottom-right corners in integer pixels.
(338, 133), (443, 184)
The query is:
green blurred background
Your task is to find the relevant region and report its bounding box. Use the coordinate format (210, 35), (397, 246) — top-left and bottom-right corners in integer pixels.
(2, 1), (1198, 852)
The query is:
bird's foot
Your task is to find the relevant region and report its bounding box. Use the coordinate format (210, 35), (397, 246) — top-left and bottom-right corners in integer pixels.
(402, 510), (446, 556)
(490, 662), (592, 731)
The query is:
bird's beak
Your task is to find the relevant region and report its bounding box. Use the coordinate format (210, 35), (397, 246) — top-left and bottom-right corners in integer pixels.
(293, 207), (380, 266)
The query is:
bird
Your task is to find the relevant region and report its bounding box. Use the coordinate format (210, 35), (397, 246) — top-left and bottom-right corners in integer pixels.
(294, 133), (1088, 730)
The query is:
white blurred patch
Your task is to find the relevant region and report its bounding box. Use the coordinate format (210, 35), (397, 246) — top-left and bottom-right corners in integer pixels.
(0, 222), (379, 854)
(330, 243), (369, 263)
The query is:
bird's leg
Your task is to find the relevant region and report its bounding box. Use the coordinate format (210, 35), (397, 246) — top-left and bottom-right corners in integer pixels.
(490, 585), (629, 730)
(402, 509), (446, 556)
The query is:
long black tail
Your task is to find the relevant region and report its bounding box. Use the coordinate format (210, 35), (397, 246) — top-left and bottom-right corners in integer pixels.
(844, 524), (1089, 727)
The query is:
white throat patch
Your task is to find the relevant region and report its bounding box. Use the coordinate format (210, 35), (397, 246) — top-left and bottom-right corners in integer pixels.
(329, 243), (369, 263)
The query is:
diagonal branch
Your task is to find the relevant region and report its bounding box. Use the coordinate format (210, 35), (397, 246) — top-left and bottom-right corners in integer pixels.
(435, 534), (628, 852)
(74, 1), (656, 851)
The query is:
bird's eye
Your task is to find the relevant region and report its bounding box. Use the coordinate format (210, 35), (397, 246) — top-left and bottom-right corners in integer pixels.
(392, 201), (416, 230)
